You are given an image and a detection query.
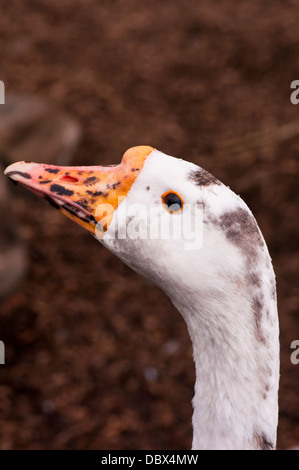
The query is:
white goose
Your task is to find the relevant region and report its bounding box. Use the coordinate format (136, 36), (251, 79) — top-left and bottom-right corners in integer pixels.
(5, 145), (279, 450)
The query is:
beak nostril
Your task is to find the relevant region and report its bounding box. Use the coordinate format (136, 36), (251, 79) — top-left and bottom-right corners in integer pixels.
(60, 175), (79, 183)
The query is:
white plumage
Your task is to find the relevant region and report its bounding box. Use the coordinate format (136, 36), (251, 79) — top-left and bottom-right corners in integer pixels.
(102, 150), (279, 450)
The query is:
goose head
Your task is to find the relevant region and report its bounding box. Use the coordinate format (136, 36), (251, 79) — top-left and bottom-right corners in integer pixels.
(4, 145), (279, 450)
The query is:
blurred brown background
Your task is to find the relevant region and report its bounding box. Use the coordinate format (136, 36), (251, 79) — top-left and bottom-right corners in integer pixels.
(0, 0), (299, 450)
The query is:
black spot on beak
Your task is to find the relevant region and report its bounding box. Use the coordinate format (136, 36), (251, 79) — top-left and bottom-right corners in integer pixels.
(45, 168), (60, 174)
(84, 176), (98, 184)
(87, 190), (105, 197)
(39, 179), (53, 184)
(6, 171), (32, 180)
(50, 184), (74, 197)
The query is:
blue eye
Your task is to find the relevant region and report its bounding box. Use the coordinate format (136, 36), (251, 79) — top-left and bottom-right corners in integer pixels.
(162, 191), (184, 213)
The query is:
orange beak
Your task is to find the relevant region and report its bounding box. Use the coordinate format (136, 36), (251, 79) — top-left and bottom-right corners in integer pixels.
(4, 146), (154, 236)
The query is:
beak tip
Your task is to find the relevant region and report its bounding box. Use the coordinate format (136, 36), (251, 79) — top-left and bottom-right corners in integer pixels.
(4, 163), (15, 176)
(4, 162), (37, 183)
(5, 161), (24, 173)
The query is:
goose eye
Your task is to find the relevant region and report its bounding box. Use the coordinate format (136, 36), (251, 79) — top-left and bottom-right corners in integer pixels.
(162, 191), (184, 213)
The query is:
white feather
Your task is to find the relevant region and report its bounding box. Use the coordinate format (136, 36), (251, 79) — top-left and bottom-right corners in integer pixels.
(101, 149), (279, 450)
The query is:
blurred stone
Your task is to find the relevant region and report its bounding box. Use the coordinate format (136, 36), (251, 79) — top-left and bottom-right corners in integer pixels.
(0, 94), (81, 167)
(0, 94), (81, 296)
(143, 366), (158, 382)
(0, 170), (27, 297)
